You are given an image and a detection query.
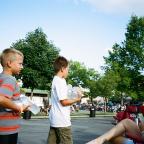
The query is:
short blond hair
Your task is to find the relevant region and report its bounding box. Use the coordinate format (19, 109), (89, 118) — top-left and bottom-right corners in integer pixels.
(0, 48), (24, 67)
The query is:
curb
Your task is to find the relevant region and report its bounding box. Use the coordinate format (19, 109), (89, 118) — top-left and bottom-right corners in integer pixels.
(30, 115), (114, 119)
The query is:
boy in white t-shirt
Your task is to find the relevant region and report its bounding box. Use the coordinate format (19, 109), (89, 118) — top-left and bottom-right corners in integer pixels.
(47, 56), (82, 144)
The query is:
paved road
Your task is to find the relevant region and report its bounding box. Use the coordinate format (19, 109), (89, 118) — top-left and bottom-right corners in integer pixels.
(18, 117), (113, 144)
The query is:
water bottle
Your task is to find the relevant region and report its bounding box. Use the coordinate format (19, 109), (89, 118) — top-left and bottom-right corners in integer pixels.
(72, 87), (79, 98)
(21, 96), (40, 114)
(67, 84), (87, 98)
(67, 84), (73, 99)
(28, 103), (40, 115)
(15, 95), (40, 114)
(135, 117), (139, 125)
(139, 113), (144, 122)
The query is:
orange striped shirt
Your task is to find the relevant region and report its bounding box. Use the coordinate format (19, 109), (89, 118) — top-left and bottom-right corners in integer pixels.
(0, 73), (21, 134)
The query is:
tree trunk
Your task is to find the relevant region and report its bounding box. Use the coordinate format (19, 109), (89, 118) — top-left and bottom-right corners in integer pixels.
(121, 92), (124, 106)
(30, 89), (34, 100)
(104, 97), (107, 112)
(90, 96), (93, 103)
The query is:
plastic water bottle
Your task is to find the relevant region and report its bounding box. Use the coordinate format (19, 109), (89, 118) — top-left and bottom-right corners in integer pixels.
(20, 96), (40, 114)
(14, 95), (40, 115)
(71, 87), (79, 98)
(139, 113), (144, 122)
(67, 84), (88, 98)
(28, 103), (40, 115)
(67, 84), (73, 98)
(135, 117), (139, 125)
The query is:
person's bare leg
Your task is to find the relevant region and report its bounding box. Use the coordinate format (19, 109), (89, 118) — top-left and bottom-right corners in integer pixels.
(86, 119), (141, 144)
(138, 122), (144, 142)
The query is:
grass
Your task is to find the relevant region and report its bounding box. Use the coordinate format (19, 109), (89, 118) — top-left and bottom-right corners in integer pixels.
(28, 110), (115, 118)
(70, 110), (114, 116)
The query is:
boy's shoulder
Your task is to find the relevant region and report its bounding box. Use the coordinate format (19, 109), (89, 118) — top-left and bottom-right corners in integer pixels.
(0, 73), (16, 82)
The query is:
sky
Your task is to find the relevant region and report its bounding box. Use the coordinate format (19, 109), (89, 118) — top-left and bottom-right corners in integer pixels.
(0, 0), (144, 73)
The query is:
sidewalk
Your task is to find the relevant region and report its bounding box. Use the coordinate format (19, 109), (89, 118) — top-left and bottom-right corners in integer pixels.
(31, 110), (115, 119)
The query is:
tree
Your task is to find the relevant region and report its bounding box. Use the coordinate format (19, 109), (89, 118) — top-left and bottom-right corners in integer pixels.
(68, 61), (87, 87)
(12, 28), (59, 94)
(67, 61), (99, 101)
(124, 16), (144, 100)
(95, 70), (119, 111)
(104, 15), (144, 101)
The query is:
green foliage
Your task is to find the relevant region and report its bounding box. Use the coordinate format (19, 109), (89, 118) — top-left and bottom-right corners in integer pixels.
(12, 28), (59, 90)
(68, 61), (87, 86)
(67, 61), (99, 100)
(104, 15), (144, 101)
(95, 71), (118, 98)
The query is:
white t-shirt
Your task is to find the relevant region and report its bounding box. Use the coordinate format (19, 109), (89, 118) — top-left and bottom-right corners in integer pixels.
(49, 75), (71, 127)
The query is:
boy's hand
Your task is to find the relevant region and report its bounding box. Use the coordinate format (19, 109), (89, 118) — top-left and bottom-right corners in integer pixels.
(20, 104), (30, 112)
(13, 104), (30, 116)
(14, 104), (30, 115)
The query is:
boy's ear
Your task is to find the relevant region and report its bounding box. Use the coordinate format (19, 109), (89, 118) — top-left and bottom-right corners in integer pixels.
(61, 67), (64, 72)
(7, 60), (12, 68)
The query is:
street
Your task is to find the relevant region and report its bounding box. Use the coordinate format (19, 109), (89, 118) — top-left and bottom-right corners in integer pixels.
(18, 117), (113, 144)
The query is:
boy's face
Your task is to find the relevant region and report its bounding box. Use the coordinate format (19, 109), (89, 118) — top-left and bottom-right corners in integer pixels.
(62, 66), (69, 78)
(10, 54), (23, 75)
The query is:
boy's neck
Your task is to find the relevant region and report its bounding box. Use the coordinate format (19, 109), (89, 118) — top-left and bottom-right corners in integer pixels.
(56, 73), (64, 78)
(2, 69), (13, 75)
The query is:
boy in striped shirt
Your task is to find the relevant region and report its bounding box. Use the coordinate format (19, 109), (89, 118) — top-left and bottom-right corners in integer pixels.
(0, 48), (28, 144)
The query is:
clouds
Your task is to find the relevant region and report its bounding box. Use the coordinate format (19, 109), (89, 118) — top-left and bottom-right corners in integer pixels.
(75, 0), (144, 15)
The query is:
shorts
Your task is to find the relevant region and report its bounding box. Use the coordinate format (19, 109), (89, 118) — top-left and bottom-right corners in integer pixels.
(47, 126), (73, 144)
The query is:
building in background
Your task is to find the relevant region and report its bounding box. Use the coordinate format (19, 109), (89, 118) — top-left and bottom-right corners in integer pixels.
(23, 89), (49, 108)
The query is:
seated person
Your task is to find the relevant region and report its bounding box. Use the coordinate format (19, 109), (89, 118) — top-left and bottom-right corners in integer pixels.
(86, 118), (144, 144)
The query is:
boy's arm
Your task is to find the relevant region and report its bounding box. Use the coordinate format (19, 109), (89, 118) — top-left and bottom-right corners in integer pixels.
(0, 96), (21, 112)
(60, 97), (81, 106)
